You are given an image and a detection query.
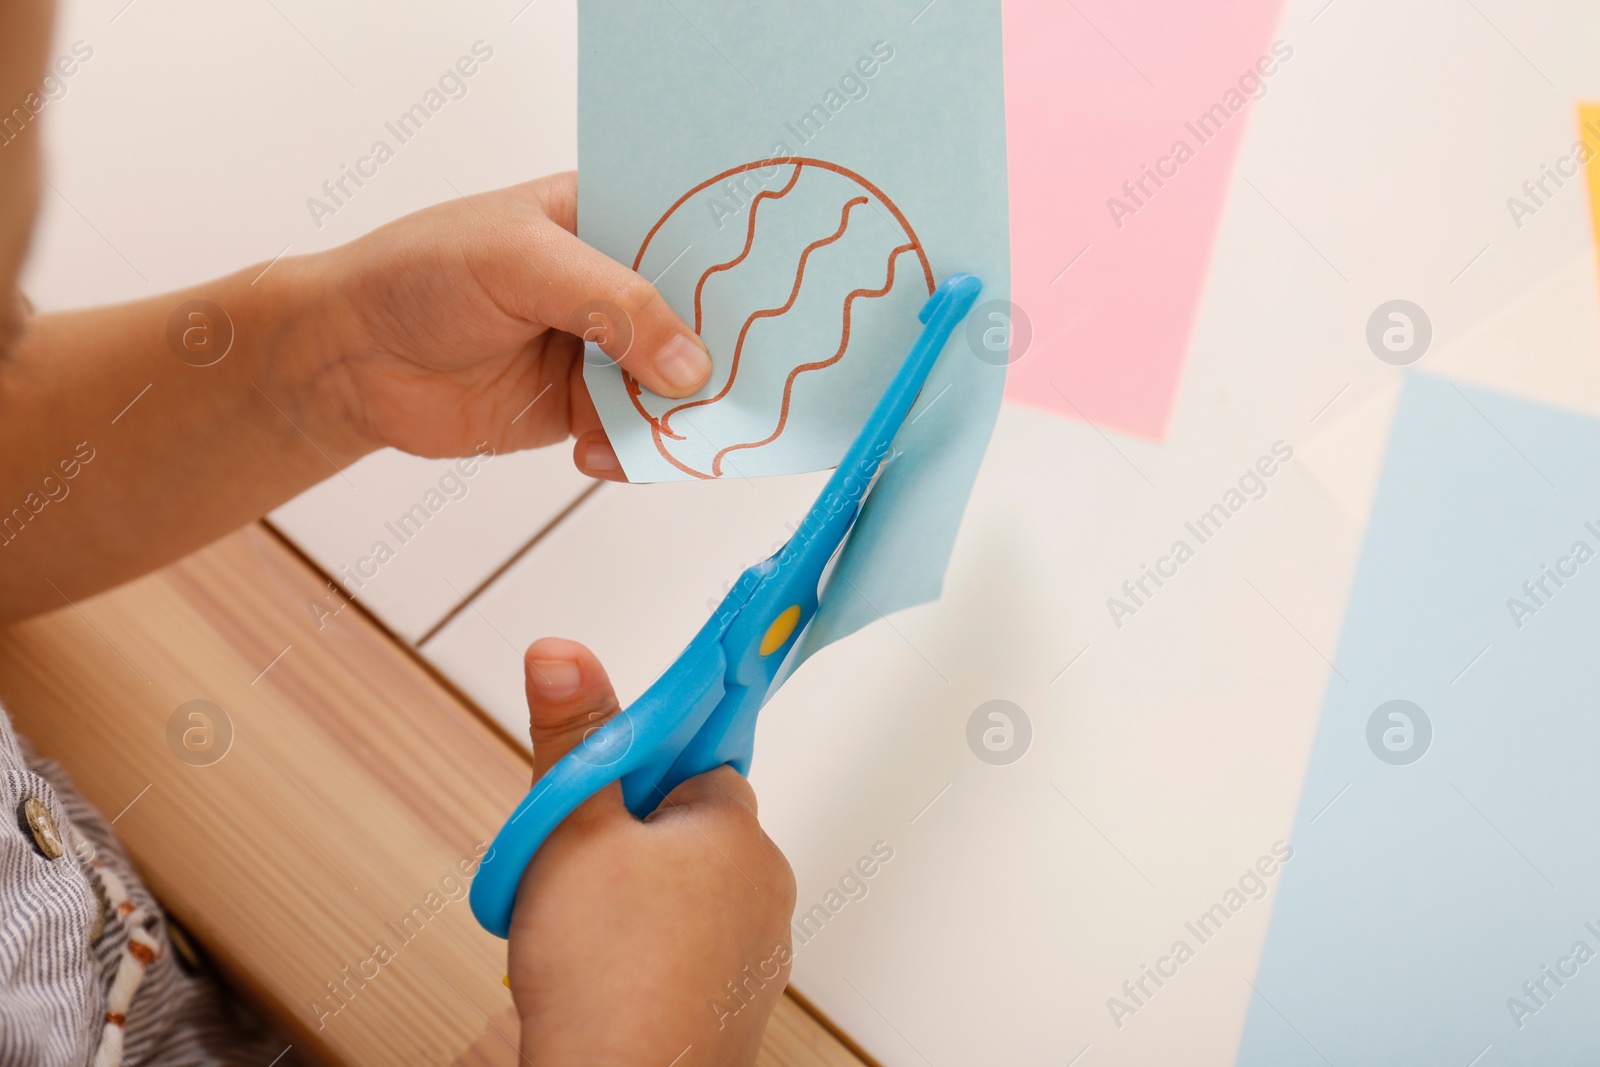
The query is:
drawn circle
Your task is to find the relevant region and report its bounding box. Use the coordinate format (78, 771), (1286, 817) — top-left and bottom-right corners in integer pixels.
(1365, 700), (1431, 766)
(966, 300), (1032, 366)
(625, 158), (936, 481)
(166, 700), (234, 767)
(568, 299), (634, 369)
(166, 300), (234, 367)
(1366, 300), (1432, 366)
(966, 700), (1032, 766)
(572, 711), (634, 768)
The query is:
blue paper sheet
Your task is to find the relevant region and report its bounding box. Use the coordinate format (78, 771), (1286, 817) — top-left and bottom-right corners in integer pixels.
(1236, 373), (1600, 1064)
(578, 0), (1011, 654)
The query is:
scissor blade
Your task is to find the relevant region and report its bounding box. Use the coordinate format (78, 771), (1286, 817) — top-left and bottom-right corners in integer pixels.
(716, 274), (985, 692)
(783, 273), (984, 570)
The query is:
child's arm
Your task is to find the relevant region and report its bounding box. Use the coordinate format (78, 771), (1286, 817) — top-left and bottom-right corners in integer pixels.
(507, 639), (797, 1065)
(0, 173), (710, 625)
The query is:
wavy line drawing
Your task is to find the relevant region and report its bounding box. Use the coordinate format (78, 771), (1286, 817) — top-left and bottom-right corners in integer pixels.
(659, 194), (869, 437)
(691, 164), (805, 335)
(625, 191), (867, 446)
(623, 158), (936, 481)
(630, 158), (934, 290)
(711, 243), (916, 477)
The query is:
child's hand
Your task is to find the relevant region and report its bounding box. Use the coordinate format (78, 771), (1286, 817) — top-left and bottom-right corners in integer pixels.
(0, 171), (697, 616)
(298, 172), (710, 478)
(507, 639), (797, 1066)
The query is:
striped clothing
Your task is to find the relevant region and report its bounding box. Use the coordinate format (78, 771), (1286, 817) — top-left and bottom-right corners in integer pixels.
(0, 706), (292, 1066)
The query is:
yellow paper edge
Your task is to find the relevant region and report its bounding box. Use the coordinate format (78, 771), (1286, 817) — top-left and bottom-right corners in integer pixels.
(1582, 103), (1600, 253)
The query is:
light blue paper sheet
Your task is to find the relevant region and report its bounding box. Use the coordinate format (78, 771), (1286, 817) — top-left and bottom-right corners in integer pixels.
(578, 0), (1010, 655)
(1236, 373), (1600, 1064)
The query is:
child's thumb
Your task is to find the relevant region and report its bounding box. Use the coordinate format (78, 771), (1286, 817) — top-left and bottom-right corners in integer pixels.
(522, 638), (631, 822)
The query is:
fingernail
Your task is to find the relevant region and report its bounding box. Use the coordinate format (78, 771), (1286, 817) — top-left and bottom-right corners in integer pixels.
(529, 658), (581, 700)
(582, 440), (620, 473)
(657, 334), (711, 392)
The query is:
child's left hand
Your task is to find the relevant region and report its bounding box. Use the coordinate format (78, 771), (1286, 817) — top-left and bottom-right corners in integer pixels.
(0, 171), (708, 619)
(288, 171), (709, 478)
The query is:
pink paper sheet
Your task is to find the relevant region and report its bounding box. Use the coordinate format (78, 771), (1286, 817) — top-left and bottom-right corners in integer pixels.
(1004, 0), (1287, 439)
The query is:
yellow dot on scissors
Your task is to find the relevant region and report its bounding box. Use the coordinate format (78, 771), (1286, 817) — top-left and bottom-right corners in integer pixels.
(502, 975), (512, 989)
(760, 606), (803, 657)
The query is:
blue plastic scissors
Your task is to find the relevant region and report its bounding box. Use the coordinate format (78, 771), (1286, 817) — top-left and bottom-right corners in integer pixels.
(470, 273), (983, 938)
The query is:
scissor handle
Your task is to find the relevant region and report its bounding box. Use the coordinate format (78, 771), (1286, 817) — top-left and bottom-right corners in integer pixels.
(470, 640), (728, 939)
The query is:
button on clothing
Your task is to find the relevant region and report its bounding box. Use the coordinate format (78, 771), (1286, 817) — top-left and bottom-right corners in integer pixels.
(0, 704), (290, 1066)
(22, 796), (65, 860)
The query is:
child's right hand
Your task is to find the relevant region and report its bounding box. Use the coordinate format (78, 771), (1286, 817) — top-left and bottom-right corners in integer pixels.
(506, 638), (797, 1066)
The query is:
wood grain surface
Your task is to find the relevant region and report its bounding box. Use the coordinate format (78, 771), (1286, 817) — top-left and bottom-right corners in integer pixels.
(0, 524), (868, 1067)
